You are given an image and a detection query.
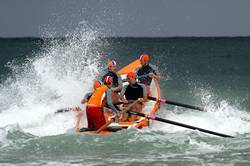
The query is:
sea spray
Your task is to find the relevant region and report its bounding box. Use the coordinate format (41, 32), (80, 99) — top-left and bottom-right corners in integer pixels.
(1, 36), (250, 165)
(0, 25), (105, 137)
(152, 90), (250, 136)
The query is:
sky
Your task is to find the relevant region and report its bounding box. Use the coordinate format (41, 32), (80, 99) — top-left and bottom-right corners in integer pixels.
(0, 0), (250, 37)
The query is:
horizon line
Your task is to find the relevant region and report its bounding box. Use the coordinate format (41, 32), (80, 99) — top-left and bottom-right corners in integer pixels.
(0, 35), (250, 39)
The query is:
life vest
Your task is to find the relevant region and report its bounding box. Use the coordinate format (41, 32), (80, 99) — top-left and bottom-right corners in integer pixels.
(124, 83), (144, 100)
(87, 85), (109, 107)
(137, 64), (156, 85)
(102, 71), (119, 87)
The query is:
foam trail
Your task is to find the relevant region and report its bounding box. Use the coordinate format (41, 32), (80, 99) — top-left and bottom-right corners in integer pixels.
(153, 98), (250, 136)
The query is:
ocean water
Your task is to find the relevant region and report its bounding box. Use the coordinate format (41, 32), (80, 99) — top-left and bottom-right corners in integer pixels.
(0, 33), (250, 165)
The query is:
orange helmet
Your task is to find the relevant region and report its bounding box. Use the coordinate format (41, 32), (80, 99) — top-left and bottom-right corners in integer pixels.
(127, 72), (136, 79)
(140, 53), (150, 63)
(93, 80), (102, 90)
(107, 60), (117, 69)
(104, 76), (113, 85)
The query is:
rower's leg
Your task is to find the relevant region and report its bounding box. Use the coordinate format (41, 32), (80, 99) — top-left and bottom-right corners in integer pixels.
(130, 103), (143, 121)
(75, 111), (83, 131)
(73, 107), (83, 132)
(121, 112), (129, 121)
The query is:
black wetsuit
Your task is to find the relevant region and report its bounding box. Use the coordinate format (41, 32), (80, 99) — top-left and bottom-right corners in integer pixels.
(137, 64), (157, 85)
(123, 83), (144, 100)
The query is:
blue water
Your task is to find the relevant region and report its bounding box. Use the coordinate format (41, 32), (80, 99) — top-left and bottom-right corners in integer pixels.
(0, 36), (250, 165)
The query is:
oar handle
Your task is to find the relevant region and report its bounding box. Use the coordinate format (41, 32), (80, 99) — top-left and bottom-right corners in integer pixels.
(148, 96), (205, 112)
(123, 100), (139, 112)
(115, 100), (136, 105)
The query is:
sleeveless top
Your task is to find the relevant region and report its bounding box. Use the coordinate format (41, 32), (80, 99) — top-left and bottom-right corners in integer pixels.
(87, 85), (108, 107)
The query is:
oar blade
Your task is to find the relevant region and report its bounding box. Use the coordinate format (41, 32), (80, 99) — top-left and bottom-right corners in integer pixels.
(128, 110), (234, 138)
(154, 116), (234, 138)
(55, 108), (71, 114)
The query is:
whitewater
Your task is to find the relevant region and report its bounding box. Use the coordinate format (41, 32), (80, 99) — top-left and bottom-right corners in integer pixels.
(1, 27), (250, 165)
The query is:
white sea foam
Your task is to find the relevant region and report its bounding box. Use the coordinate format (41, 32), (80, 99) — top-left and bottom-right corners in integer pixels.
(0, 24), (249, 148)
(0, 24), (102, 138)
(152, 92), (250, 137)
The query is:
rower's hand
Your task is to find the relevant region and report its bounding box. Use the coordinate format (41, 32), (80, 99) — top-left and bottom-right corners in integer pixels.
(81, 98), (87, 104)
(121, 107), (128, 113)
(138, 98), (144, 102)
(122, 99), (128, 104)
(112, 112), (121, 123)
(111, 87), (117, 92)
(149, 72), (155, 78)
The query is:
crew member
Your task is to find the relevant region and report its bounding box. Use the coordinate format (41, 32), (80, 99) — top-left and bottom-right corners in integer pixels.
(81, 80), (102, 104)
(136, 53), (160, 95)
(85, 76), (120, 130)
(76, 80), (102, 131)
(101, 60), (123, 103)
(120, 72), (147, 121)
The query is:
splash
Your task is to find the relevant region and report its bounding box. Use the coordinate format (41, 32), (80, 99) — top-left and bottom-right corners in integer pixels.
(0, 24), (105, 137)
(152, 88), (250, 136)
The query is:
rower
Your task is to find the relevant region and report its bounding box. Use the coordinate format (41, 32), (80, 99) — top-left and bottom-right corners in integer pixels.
(101, 60), (123, 103)
(84, 76), (120, 130)
(76, 80), (102, 131)
(81, 80), (102, 104)
(136, 53), (160, 95)
(120, 72), (147, 121)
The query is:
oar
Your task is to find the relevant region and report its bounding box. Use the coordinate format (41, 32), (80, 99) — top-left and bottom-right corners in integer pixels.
(80, 100), (132, 133)
(95, 119), (114, 134)
(122, 74), (149, 82)
(54, 100), (137, 114)
(55, 107), (83, 114)
(94, 100), (138, 133)
(128, 111), (234, 138)
(148, 96), (205, 112)
(122, 99), (139, 111)
(55, 108), (71, 114)
(56, 96), (204, 114)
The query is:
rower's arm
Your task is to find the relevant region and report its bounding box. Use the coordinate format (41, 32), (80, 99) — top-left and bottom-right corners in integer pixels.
(115, 74), (123, 91)
(119, 85), (128, 102)
(111, 83), (122, 92)
(153, 73), (160, 81)
(139, 83), (148, 102)
(106, 89), (120, 114)
(151, 64), (160, 81)
(81, 92), (93, 104)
